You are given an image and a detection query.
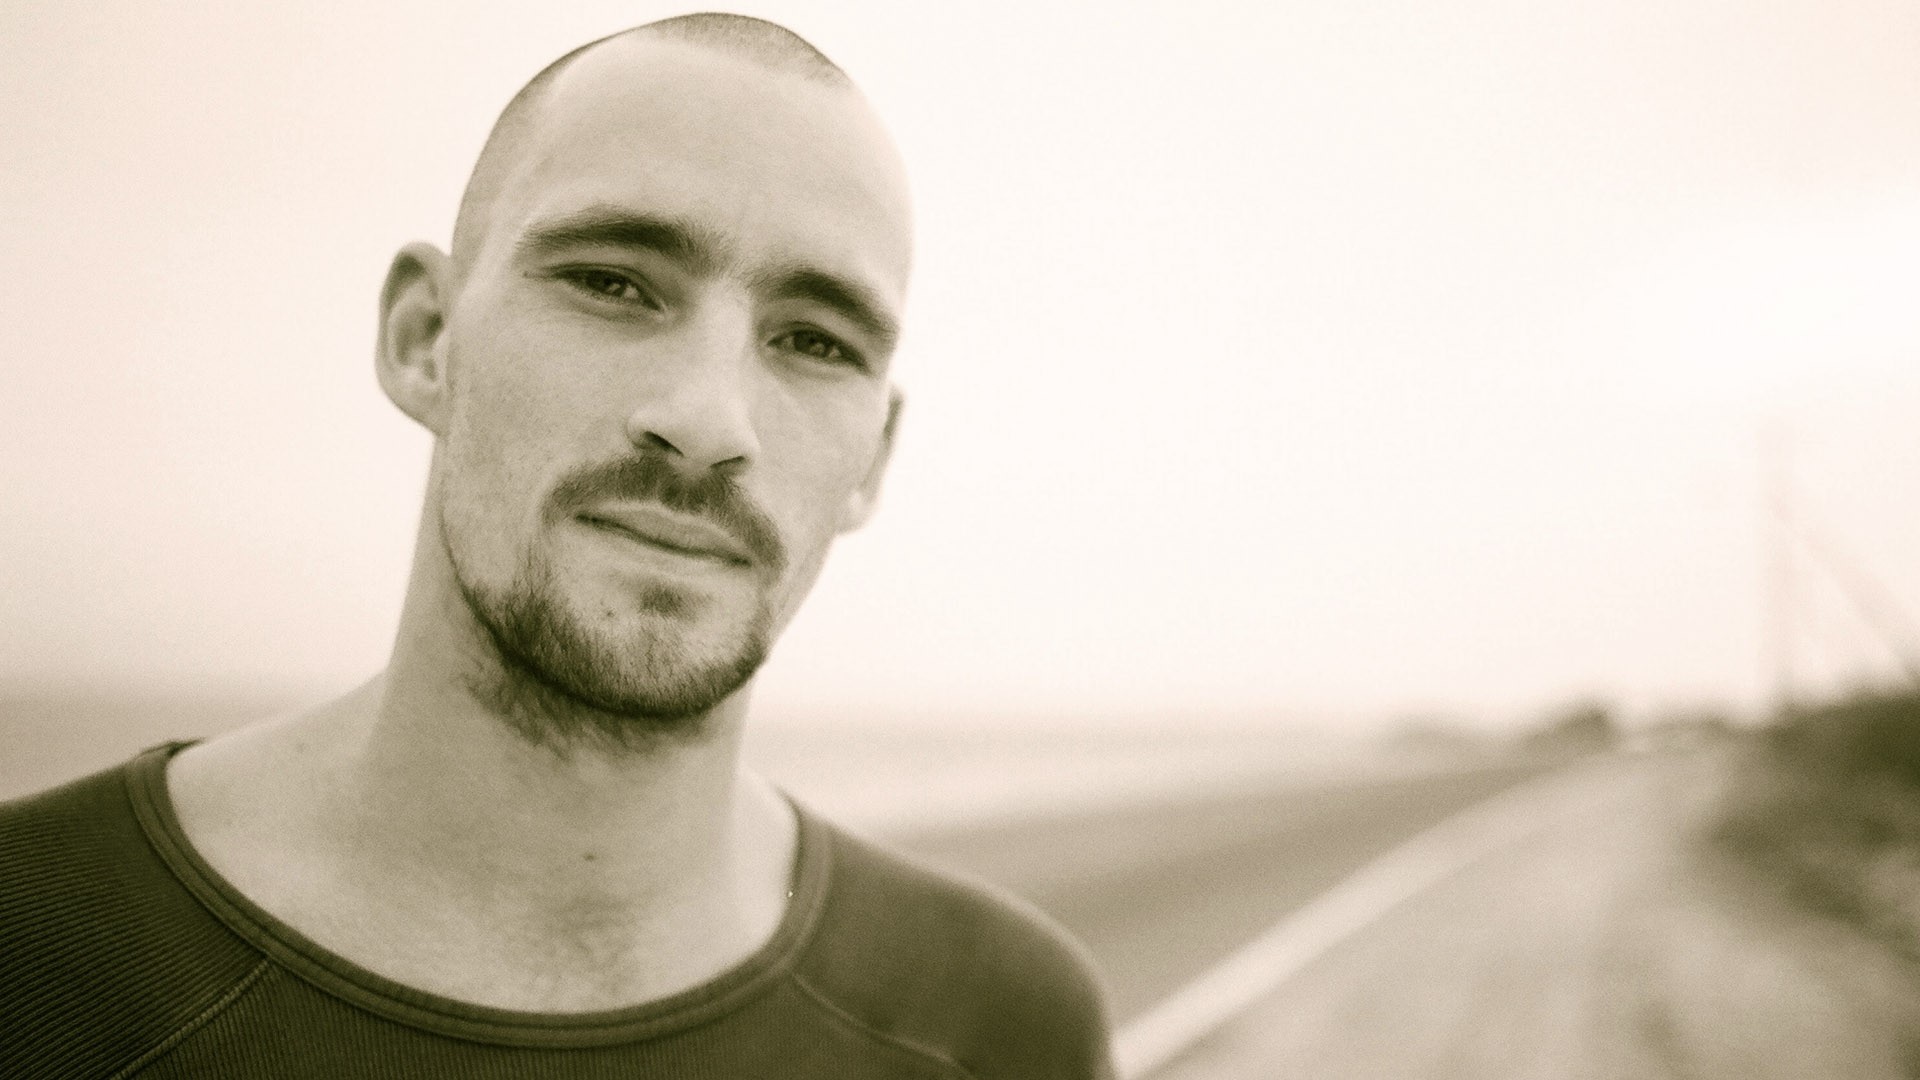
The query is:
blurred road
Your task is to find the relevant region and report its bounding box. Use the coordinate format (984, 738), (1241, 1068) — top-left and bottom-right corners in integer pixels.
(947, 748), (1920, 1080)
(1130, 753), (1665, 1079)
(890, 757), (1561, 1024)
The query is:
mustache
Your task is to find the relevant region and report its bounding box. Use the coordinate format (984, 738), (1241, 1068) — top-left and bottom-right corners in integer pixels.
(545, 453), (788, 573)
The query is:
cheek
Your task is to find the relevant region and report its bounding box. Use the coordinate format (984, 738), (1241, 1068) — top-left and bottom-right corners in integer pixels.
(441, 362), (535, 500)
(441, 310), (604, 482)
(755, 402), (885, 530)
(446, 281), (597, 419)
(433, 335), (575, 560)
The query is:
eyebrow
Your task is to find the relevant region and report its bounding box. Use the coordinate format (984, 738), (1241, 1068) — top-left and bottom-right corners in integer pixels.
(513, 208), (726, 276)
(755, 265), (901, 357)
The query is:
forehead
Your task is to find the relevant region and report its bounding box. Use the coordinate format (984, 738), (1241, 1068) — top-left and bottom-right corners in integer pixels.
(485, 39), (913, 302)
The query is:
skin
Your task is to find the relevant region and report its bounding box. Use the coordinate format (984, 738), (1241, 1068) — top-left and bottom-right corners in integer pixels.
(165, 36), (913, 1011)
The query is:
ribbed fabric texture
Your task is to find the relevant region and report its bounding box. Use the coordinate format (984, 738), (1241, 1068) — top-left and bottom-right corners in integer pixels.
(0, 764), (266, 1080)
(0, 748), (1114, 1079)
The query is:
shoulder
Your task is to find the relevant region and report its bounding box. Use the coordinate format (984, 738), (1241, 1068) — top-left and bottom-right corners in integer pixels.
(794, 818), (1115, 1080)
(0, 757), (157, 920)
(0, 751), (263, 1078)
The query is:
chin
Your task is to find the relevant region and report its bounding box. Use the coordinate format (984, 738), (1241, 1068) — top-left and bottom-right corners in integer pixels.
(448, 526), (782, 749)
(475, 581), (772, 753)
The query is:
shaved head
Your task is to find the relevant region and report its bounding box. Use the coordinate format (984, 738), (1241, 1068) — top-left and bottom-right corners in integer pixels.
(451, 14), (854, 275)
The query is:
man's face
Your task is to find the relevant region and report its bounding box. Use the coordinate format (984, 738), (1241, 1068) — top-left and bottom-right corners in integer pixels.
(423, 41), (911, 732)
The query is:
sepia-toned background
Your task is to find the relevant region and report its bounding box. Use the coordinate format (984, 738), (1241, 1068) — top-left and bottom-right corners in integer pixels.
(5, 3), (1919, 1075)
(7, 0), (1915, 731)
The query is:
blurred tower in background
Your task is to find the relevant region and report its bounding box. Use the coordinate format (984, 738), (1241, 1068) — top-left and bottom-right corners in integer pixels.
(1763, 423), (1797, 720)
(1762, 421), (1920, 720)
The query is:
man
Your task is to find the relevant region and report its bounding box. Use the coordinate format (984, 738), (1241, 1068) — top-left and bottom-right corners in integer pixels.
(0, 14), (1113, 1078)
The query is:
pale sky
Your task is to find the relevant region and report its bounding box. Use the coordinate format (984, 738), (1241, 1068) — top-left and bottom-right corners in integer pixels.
(4, 0), (1917, 730)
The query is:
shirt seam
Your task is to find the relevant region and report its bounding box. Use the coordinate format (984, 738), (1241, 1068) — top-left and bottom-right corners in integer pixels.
(124, 745), (841, 1048)
(790, 971), (982, 1080)
(106, 957), (273, 1080)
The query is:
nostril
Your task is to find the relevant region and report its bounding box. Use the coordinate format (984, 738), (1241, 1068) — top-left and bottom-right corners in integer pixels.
(638, 431), (680, 455)
(621, 404), (758, 470)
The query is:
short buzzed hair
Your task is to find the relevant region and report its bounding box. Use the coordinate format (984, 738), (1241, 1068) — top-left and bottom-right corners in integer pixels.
(449, 13), (850, 273)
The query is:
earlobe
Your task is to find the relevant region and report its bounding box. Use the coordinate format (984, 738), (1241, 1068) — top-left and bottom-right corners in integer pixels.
(839, 388), (904, 533)
(376, 243), (455, 435)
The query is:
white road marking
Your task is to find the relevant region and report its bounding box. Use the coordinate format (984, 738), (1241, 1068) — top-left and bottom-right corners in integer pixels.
(1113, 764), (1591, 1078)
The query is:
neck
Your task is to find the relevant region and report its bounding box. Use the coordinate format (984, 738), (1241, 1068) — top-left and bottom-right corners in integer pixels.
(165, 511), (796, 1010)
(367, 506), (794, 920)
(358, 676), (749, 893)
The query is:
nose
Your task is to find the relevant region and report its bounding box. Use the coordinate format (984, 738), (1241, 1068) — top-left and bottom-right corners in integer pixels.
(621, 301), (761, 472)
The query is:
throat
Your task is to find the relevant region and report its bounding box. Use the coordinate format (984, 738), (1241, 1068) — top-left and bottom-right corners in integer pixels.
(288, 816), (795, 1013)
(432, 885), (766, 1011)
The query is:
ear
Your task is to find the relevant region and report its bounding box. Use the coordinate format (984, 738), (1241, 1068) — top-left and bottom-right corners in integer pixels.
(838, 387), (904, 533)
(376, 242), (456, 435)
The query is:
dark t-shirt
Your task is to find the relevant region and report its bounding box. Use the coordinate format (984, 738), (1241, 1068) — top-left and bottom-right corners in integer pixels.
(0, 745), (1114, 1079)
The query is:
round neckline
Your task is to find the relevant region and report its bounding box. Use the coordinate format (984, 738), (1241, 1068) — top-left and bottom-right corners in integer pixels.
(125, 741), (833, 1048)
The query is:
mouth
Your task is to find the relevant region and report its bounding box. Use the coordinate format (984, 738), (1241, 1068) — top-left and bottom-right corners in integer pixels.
(575, 509), (754, 568)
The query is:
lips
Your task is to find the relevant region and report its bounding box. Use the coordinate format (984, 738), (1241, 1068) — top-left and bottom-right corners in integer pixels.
(576, 505), (755, 566)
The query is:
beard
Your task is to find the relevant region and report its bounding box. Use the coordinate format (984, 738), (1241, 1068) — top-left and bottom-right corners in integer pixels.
(442, 452), (787, 756)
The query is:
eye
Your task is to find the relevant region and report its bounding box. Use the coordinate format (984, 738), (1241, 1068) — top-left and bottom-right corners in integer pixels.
(772, 328), (864, 369)
(554, 268), (661, 310)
